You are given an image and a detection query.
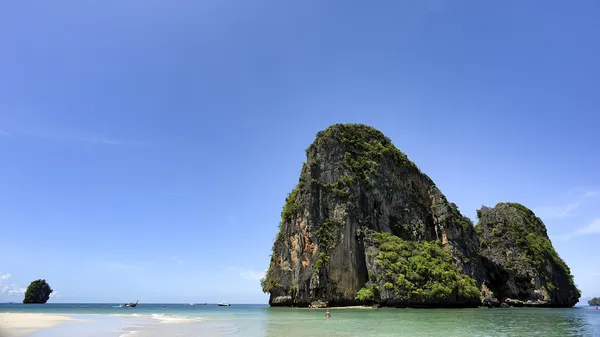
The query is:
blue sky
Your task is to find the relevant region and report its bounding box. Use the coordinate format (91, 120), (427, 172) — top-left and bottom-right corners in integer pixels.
(1, 0), (599, 304)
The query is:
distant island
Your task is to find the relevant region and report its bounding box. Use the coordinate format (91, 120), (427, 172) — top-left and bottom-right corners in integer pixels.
(589, 297), (600, 306)
(261, 124), (580, 308)
(23, 279), (53, 304)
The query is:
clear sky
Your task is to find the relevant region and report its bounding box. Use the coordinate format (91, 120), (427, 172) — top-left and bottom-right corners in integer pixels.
(1, 0), (599, 304)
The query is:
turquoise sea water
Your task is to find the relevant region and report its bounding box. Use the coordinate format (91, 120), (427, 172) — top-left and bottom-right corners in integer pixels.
(1, 303), (599, 336)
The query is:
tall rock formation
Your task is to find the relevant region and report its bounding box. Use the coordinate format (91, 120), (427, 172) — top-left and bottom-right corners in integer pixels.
(476, 203), (580, 307)
(261, 124), (580, 308)
(262, 124), (482, 307)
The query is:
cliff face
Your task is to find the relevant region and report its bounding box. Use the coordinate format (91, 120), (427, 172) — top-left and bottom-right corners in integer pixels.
(476, 203), (580, 307)
(262, 124), (482, 307)
(261, 124), (580, 308)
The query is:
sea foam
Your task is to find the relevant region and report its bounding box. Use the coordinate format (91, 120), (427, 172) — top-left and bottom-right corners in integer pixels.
(150, 313), (202, 324)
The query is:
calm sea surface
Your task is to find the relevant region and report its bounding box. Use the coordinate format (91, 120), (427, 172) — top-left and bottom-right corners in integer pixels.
(1, 303), (599, 336)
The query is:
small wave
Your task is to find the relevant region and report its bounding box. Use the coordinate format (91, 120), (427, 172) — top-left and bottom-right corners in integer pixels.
(150, 313), (202, 324)
(110, 313), (143, 318)
(113, 305), (123, 308)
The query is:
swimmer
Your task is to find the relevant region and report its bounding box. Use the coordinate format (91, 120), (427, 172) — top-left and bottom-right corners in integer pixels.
(325, 310), (331, 318)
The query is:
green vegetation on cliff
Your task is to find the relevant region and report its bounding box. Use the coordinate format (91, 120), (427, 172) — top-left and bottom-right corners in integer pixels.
(308, 124), (424, 183)
(23, 279), (53, 304)
(281, 188), (301, 224)
(358, 230), (480, 305)
(313, 219), (340, 270)
(589, 297), (600, 306)
(260, 275), (280, 293)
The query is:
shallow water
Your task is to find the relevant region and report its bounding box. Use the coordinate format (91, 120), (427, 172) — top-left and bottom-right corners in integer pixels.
(1, 303), (599, 336)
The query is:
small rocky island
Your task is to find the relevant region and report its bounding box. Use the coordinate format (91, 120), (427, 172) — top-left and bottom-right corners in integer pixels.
(261, 124), (580, 308)
(589, 297), (600, 306)
(23, 279), (53, 304)
(476, 203), (580, 307)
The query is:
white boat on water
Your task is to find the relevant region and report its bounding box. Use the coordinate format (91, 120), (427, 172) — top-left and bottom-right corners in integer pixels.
(217, 301), (230, 306)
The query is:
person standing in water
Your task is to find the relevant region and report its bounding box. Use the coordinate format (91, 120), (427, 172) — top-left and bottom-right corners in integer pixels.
(325, 310), (331, 318)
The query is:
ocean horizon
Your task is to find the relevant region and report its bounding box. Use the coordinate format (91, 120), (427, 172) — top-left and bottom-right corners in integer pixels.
(2, 303), (599, 336)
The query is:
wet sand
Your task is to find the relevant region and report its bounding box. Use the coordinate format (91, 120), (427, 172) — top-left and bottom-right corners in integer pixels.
(0, 313), (74, 337)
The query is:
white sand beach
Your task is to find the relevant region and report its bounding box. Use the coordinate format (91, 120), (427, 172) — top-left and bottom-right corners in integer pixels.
(0, 313), (74, 337)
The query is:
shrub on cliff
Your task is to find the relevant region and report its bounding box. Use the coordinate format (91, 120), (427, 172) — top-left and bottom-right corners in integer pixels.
(307, 124), (424, 184)
(23, 279), (53, 304)
(358, 231), (480, 305)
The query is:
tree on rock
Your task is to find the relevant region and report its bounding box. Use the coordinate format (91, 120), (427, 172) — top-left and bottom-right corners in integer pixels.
(23, 279), (53, 304)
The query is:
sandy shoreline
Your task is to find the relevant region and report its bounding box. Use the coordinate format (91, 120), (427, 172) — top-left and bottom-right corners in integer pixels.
(0, 313), (75, 337)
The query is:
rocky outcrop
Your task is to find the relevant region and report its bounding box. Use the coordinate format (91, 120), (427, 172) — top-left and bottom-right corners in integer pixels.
(23, 279), (53, 304)
(261, 124), (580, 308)
(476, 203), (580, 307)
